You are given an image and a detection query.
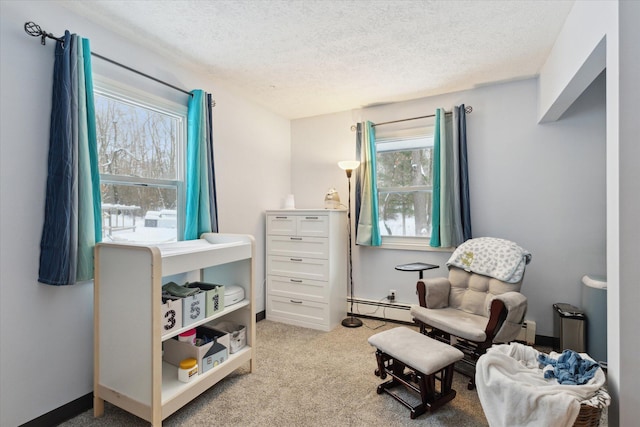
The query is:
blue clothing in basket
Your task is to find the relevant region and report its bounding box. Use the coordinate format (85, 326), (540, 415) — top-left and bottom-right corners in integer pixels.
(538, 350), (600, 385)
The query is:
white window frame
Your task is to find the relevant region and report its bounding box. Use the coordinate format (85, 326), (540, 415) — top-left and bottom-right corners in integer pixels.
(374, 123), (451, 252)
(93, 75), (188, 241)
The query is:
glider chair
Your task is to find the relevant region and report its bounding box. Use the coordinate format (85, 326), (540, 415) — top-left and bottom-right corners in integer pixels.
(410, 237), (531, 390)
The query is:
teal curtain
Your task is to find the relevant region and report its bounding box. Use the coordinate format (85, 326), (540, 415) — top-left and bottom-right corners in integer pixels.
(39, 32), (102, 285)
(430, 106), (471, 247)
(184, 90), (218, 240)
(355, 121), (381, 246)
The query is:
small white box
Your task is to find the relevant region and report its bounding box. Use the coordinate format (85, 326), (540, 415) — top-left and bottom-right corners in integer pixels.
(224, 285), (245, 306)
(181, 292), (206, 327)
(161, 297), (183, 336)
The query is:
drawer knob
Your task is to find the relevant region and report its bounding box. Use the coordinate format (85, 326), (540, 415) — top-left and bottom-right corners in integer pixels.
(290, 237), (302, 240)
(305, 216), (319, 220)
(290, 279), (303, 283)
(290, 300), (303, 304)
(290, 258), (302, 262)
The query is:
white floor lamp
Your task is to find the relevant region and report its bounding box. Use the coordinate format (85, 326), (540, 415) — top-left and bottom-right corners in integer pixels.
(338, 160), (362, 328)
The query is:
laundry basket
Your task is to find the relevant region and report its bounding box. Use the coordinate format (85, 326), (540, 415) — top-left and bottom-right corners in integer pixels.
(476, 343), (609, 427)
(574, 386), (609, 427)
(574, 403), (602, 427)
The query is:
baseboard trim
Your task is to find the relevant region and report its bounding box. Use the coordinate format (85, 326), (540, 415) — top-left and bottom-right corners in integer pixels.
(20, 392), (92, 427)
(535, 335), (556, 348)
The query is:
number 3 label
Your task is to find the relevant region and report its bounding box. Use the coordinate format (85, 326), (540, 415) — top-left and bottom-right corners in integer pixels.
(164, 309), (176, 331)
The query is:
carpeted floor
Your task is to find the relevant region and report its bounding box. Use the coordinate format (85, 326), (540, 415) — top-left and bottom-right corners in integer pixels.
(60, 319), (607, 426)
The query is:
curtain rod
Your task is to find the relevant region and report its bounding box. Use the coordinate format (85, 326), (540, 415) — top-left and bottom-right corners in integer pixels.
(372, 105), (473, 127)
(24, 21), (216, 106)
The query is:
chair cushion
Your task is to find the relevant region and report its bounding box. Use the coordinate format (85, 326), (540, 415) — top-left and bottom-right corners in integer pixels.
(411, 305), (488, 342)
(448, 268), (522, 317)
(423, 277), (450, 309)
(368, 326), (463, 375)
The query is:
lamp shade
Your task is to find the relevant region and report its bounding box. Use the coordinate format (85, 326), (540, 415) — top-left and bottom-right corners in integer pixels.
(338, 160), (360, 171)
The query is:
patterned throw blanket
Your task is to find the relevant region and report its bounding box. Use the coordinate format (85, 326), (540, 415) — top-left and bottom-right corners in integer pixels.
(447, 237), (532, 283)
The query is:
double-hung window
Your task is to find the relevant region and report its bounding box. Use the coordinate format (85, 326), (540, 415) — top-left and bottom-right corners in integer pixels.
(94, 79), (187, 243)
(375, 124), (435, 249)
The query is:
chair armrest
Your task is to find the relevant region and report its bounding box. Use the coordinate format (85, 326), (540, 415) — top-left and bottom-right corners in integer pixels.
(416, 278), (451, 309)
(490, 292), (528, 343)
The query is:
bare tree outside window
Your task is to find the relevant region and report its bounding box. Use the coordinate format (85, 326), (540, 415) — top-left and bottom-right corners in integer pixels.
(376, 135), (434, 238)
(94, 89), (184, 243)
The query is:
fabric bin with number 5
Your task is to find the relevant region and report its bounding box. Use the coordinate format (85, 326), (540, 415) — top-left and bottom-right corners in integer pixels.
(161, 296), (183, 336)
(181, 292), (205, 327)
(186, 282), (225, 317)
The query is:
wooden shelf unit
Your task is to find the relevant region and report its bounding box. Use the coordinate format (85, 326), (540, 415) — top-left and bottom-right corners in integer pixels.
(93, 233), (255, 426)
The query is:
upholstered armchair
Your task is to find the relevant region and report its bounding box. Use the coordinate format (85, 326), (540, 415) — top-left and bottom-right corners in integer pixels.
(410, 237), (531, 389)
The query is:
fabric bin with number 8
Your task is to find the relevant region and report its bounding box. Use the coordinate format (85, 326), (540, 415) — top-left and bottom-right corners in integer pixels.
(181, 291), (205, 327)
(161, 296), (183, 336)
(186, 282), (225, 317)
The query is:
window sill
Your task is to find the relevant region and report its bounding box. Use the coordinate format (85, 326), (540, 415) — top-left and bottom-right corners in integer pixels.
(378, 236), (455, 252)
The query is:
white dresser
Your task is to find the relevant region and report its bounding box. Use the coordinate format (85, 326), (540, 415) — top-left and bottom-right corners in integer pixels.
(266, 209), (347, 331)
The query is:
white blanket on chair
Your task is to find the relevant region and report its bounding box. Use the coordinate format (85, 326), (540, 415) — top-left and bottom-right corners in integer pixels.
(447, 237), (531, 283)
(476, 343), (606, 427)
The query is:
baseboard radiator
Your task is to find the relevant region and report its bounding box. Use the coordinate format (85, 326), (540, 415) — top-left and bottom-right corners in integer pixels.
(348, 297), (414, 323)
(516, 320), (537, 345)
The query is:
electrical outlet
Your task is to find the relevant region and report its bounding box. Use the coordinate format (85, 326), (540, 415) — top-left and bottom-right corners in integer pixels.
(388, 289), (396, 302)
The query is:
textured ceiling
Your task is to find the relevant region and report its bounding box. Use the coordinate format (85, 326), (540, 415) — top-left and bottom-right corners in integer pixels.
(59, 0), (575, 119)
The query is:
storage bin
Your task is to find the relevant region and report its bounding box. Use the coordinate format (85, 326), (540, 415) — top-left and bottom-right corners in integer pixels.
(212, 321), (246, 353)
(161, 296), (183, 336)
(163, 337), (213, 375)
(186, 282), (225, 317)
(196, 324), (230, 352)
(201, 340), (227, 373)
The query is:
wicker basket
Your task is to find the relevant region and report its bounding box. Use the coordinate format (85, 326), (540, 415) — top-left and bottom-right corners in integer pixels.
(573, 402), (603, 427)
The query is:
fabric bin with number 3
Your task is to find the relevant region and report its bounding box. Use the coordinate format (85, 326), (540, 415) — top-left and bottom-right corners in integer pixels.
(181, 292), (205, 327)
(161, 297), (183, 336)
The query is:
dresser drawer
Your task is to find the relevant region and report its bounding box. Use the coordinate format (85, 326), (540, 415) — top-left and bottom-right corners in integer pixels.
(266, 215), (297, 236)
(267, 255), (329, 281)
(267, 276), (329, 303)
(267, 295), (329, 327)
(296, 215), (328, 237)
(267, 235), (328, 259)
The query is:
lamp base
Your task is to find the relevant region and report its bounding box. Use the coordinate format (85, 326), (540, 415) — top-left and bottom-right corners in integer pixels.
(341, 316), (363, 328)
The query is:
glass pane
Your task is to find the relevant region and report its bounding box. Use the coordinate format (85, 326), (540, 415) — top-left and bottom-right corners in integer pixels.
(101, 183), (177, 243)
(95, 94), (177, 180)
(378, 191), (432, 237)
(376, 148), (433, 188)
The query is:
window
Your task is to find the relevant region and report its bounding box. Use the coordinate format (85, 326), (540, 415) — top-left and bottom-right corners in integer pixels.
(94, 80), (187, 243)
(375, 124), (439, 250)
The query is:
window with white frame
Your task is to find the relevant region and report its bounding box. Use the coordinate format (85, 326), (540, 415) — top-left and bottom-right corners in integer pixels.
(94, 80), (187, 243)
(375, 123), (435, 249)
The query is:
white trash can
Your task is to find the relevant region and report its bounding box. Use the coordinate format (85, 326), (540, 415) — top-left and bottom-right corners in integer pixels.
(581, 275), (607, 365)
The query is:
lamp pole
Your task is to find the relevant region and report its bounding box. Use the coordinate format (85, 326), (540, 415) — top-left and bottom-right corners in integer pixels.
(338, 161), (362, 328)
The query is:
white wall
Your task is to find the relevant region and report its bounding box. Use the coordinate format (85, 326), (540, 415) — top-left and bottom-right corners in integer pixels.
(617, 1), (640, 425)
(0, 1), (290, 425)
(538, 1), (640, 424)
(291, 76), (606, 339)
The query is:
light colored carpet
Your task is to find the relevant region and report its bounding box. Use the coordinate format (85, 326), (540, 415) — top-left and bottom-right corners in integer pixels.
(60, 319), (607, 426)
